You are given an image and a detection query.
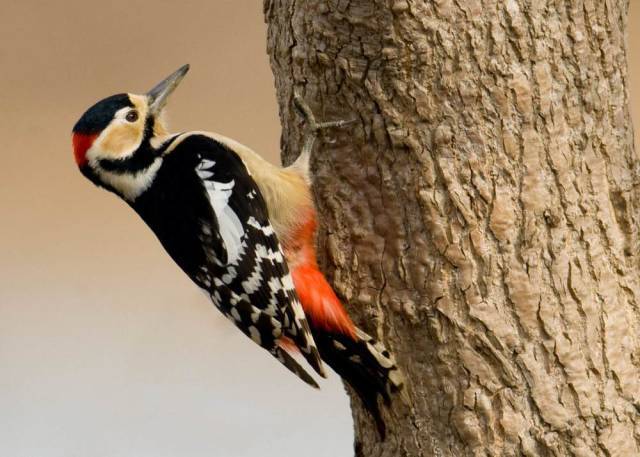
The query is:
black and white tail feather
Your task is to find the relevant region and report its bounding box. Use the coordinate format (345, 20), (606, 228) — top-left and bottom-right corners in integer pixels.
(311, 325), (406, 437)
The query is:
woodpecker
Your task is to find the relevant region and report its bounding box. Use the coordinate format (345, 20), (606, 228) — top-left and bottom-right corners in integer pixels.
(72, 65), (405, 434)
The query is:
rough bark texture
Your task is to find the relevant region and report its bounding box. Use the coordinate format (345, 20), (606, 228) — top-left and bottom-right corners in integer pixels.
(264, 1), (640, 455)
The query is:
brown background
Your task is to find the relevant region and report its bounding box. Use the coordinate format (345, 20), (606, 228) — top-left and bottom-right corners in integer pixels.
(0, 1), (638, 456)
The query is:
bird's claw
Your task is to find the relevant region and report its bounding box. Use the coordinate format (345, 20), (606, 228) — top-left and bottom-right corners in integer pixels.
(293, 89), (356, 135)
(292, 90), (355, 163)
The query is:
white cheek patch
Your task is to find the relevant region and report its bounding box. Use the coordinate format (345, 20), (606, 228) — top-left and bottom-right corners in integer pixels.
(94, 158), (162, 202)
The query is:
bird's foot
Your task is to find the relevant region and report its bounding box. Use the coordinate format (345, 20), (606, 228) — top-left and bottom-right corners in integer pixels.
(292, 90), (356, 160)
(293, 90), (355, 132)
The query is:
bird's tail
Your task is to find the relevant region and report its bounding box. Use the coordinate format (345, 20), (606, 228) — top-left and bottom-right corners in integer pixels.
(311, 324), (406, 438)
(289, 257), (406, 436)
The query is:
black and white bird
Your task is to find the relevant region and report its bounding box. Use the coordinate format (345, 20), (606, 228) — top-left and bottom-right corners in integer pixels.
(72, 65), (405, 435)
(72, 65), (324, 386)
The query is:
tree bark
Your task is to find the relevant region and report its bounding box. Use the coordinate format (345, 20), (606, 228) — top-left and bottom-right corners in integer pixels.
(264, 1), (640, 455)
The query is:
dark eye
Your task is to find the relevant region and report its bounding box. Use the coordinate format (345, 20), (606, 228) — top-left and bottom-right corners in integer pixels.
(125, 110), (138, 122)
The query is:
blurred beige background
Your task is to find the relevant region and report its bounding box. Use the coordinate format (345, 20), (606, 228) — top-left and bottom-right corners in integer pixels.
(0, 2), (351, 456)
(0, 2), (638, 456)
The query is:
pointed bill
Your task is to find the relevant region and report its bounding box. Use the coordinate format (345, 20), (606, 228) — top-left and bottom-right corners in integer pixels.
(147, 64), (190, 115)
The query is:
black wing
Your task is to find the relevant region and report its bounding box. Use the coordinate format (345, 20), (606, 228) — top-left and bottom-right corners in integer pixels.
(137, 134), (324, 384)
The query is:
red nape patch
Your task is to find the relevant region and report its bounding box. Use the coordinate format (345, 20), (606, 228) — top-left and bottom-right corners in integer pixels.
(72, 132), (98, 167)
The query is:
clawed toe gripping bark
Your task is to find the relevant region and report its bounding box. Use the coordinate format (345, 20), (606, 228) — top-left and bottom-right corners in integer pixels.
(292, 89), (356, 168)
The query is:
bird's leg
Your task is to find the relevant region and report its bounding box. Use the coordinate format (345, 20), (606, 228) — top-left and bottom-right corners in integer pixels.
(292, 90), (356, 164)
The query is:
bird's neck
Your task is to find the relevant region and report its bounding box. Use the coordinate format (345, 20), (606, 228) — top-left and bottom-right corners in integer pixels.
(95, 135), (176, 202)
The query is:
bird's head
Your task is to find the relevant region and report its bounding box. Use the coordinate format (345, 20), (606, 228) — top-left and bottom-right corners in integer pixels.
(72, 64), (189, 198)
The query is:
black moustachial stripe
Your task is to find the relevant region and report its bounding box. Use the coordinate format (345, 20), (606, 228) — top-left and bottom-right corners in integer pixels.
(98, 121), (175, 175)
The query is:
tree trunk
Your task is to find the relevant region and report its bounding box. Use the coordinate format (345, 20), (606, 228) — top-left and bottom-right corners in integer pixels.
(263, 0), (640, 455)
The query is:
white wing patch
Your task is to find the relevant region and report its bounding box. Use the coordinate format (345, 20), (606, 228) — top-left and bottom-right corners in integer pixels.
(197, 160), (245, 265)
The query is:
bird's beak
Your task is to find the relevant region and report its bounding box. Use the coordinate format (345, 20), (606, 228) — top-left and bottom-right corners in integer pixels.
(147, 64), (190, 115)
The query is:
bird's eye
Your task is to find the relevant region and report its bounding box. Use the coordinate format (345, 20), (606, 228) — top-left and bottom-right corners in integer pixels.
(125, 110), (139, 122)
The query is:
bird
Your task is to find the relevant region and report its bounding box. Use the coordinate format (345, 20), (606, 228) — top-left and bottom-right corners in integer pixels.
(72, 64), (405, 435)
